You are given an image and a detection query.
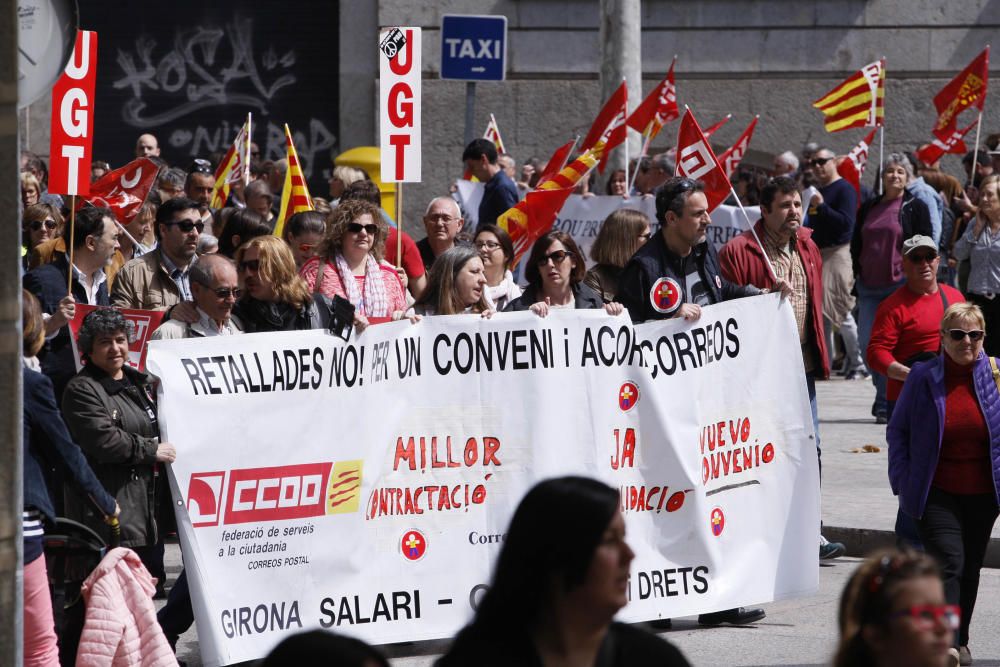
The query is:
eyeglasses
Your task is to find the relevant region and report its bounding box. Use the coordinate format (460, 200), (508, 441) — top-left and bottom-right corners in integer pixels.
(946, 329), (985, 342)
(907, 252), (938, 263)
(238, 259), (260, 273)
(808, 157), (833, 168)
(475, 240), (501, 251)
(298, 243), (317, 254)
(211, 287), (242, 300)
(164, 220), (205, 234)
(426, 213), (458, 225)
(889, 604), (961, 630)
(537, 249), (572, 266)
(346, 222), (379, 235)
(29, 219), (57, 232)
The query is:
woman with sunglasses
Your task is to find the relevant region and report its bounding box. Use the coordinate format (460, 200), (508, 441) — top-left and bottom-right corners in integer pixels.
(952, 174), (1000, 356)
(888, 302), (1000, 665)
(834, 548), (957, 667)
(284, 210), (327, 269)
(21, 203), (62, 271)
(505, 231), (624, 316)
(300, 199), (406, 328)
(474, 224), (522, 311)
(851, 153), (933, 423)
(234, 236), (332, 332)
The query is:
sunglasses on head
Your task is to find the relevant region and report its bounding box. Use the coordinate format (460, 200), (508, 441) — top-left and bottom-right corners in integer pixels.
(190, 158), (213, 174)
(347, 222), (379, 235)
(946, 329), (985, 342)
(165, 220), (205, 233)
(29, 219), (57, 232)
(238, 259), (260, 273)
(537, 249), (572, 266)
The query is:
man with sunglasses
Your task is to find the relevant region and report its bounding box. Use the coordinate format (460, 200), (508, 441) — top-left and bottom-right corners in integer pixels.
(151, 255), (243, 339)
(112, 197), (202, 312)
(803, 147), (868, 382)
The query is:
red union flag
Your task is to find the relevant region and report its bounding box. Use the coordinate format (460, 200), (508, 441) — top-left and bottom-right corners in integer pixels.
(581, 81), (628, 172)
(49, 30), (98, 196)
(79, 158), (158, 225)
(627, 57), (679, 141)
(836, 129), (878, 205)
(675, 108), (731, 212)
(917, 119), (979, 166)
(702, 114), (731, 138)
(719, 116), (759, 177)
(933, 47), (989, 139)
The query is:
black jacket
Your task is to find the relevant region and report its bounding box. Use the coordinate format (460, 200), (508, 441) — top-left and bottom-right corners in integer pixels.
(851, 190), (933, 276)
(23, 254), (110, 399)
(61, 364), (160, 548)
(23, 366), (116, 527)
(233, 294), (333, 333)
(504, 282), (605, 311)
(617, 231), (759, 322)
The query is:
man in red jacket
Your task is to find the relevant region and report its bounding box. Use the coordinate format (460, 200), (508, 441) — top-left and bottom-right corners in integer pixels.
(720, 176), (843, 559)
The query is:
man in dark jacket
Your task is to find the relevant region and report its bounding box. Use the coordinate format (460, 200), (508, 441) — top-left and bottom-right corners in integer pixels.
(463, 138), (519, 228)
(23, 205), (119, 398)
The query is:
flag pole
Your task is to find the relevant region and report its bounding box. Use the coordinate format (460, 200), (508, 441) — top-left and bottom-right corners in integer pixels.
(629, 131), (652, 193)
(623, 76), (629, 192)
(878, 125), (884, 196)
(728, 185), (778, 282)
(395, 184), (403, 269)
(245, 112), (253, 186)
(970, 110), (985, 188)
(66, 196), (76, 294)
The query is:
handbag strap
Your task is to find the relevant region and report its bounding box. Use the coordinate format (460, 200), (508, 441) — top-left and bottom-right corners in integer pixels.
(313, 256), (327, 295)
(939, 286), (949, 311)
(990, 357), (1000, 395)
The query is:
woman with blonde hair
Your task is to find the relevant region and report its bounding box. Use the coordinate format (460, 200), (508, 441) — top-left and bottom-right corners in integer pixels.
(888, 302), (1000, 665)
(409, 246), (490, 316)
(21, 171), (41, 207)
(585, 208), (652, 303)
(21, 203), (63, 271)
(233, 235), (331, 332)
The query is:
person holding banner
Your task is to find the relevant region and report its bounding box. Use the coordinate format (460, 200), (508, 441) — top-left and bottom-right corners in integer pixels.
(474, 224), (522, 311)
(300, 199), (407, 325)
(585, 209), (653, 303)
(23, 206), (119, 399)
(61, 308), (177, 584)
(888, 303), (1000, 666)
(234, 236), (333, 332)
(952, 175), (1000, 356)
(408, 246), (491, 317)
(833, 549), (956, 667)
(437, 476), (690, 667)
(505, 231), (621, 316)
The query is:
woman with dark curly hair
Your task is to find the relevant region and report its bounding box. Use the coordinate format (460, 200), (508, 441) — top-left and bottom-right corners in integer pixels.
(437, 477), (690, 667)
(61, 308), (176, 581)
(299, 198), (407, 327)
(505, 231), (624, 317)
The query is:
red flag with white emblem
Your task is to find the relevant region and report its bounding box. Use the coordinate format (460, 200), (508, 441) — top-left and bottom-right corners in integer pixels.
(932, 47), (989, 140)
(718, 116), (759, 178)
(916, 119), (978, 166)
(674, 108), (731, 212)
(78, 157), (158, 225)
(627, 57), (679, 141)
(836, 129), (878, 205)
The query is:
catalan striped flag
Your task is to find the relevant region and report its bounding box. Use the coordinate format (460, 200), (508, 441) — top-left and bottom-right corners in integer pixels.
(499, 143), (604, 265)
(812, 59), (885, 133)
(484, 114), (506, 154)
(274, 124), (314, 237)
(209, 114), (251, 209)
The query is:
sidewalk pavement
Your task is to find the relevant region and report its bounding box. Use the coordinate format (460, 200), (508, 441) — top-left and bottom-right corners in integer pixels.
(816, 374), (1000, 563)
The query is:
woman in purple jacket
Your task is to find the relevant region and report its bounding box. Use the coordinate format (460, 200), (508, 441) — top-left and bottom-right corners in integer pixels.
(888, 302), (1000, 665)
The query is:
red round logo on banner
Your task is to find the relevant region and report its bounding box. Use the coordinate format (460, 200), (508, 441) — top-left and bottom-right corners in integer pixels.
(710, 507), (725, 537)
(649, 277), (682, 314)
(401, 530), (427, 561)
(618, 382), (640, 412)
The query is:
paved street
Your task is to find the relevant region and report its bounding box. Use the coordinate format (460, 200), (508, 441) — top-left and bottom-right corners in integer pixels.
(163, 375), (1000, 666)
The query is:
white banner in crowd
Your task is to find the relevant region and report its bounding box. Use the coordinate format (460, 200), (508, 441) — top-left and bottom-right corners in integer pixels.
(453, 186), (757, 264)
(149, 295), (818, 666)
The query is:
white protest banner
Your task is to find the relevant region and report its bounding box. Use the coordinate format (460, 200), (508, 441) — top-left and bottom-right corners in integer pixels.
(379, 27), (421, 182)
(149, 295), (819, 666)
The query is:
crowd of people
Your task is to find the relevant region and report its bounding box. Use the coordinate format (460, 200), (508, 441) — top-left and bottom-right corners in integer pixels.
(18, 126), (1000, 666)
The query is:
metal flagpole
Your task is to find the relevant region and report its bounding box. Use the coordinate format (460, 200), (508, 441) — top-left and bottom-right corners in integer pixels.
(629, 131), (652, 193)
(970, 110), (985, 187)
(878, 125), (885, 196)
(245, 112), (253, 186)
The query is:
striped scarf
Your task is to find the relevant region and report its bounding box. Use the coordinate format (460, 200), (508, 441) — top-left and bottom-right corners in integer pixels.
(334, 253), (389, 317)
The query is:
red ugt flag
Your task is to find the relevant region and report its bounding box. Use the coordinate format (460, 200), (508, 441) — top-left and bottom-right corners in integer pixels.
(933, 47), (989, 140)
(917, 119), (979, 166)
(836, 129), (877, 205)
(79, 158), (159, 225)
(627, 58), (679, 141)
(719, 116), (759, 178)
(674, 108), (731, 212)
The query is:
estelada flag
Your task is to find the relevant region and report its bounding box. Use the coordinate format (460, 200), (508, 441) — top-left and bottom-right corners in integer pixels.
(274, 124), (314, 237)
(917, 119), (979, 166)
(627, 57), (679, 142)
(932, 47), (989, 140)
(484, 114), (506, 154)
(499, 143), (603, 265)
(535, 138), (577, 188)
(812, 59), (885, 132)
(210, 114), (251, 209)
(79, 157), (158, 225)
(719, 116), (759, 178)
(836, 129), (877, 205)
(674, 108), (731, 213)
(581, 81), (628, 172)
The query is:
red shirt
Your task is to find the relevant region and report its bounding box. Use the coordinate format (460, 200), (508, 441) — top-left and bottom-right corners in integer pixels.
(933, 355), (994, 495)
(867, 284), (965, 401)
(385, 228), (426, 280)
